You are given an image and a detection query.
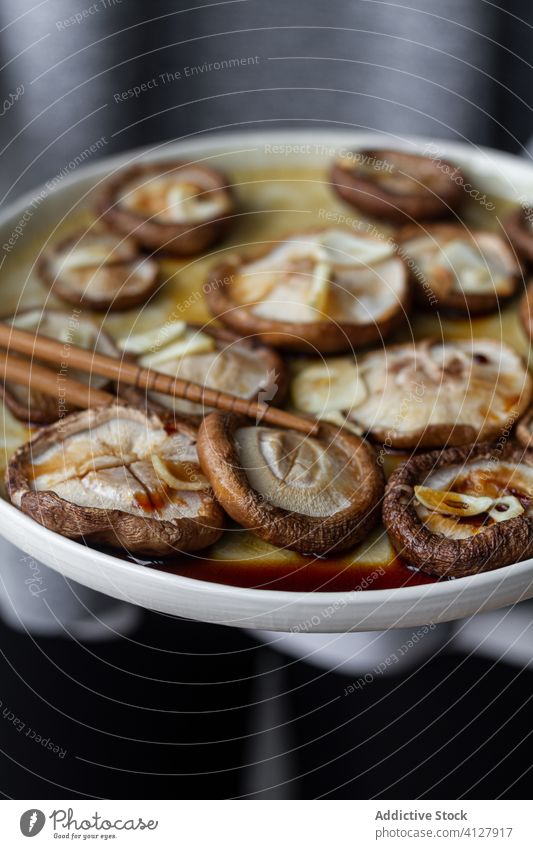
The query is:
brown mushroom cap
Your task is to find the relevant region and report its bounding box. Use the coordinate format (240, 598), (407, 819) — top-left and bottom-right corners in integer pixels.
(399, 223), (521, 314)
(519, 279), (533, 342)
(39, 230), (159, 312)
(0, 309), (119, 424)
(330, 149), (465, 223)
(516, 406), (533, 449)
(6, 404), (225, 555)
(503, 206), (533, 263)
(383, 441), (533, 577)
(96, 160), (235, 255)
(340, 338), (532, 450)
(205, 228), (411, 353)
(121, 323), (288, 419)
(197, 412), (384, 555)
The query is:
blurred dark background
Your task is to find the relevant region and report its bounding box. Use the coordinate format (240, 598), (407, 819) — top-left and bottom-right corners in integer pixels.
(1, 0), (533, 800)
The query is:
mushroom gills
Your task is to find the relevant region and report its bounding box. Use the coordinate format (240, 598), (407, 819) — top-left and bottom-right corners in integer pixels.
(234, 426), (355, 516)
(404, 232), (517, 298)
(232, 230), (402, 325)
(3, 310), (118, 421)
(49, 232), (158, 306)
(132, 329), (278, 416)
(118, 174), (230, 224)
(430, 239), (511, 294)
(333, 338), (531, 448)
(25, 411), (206, 520)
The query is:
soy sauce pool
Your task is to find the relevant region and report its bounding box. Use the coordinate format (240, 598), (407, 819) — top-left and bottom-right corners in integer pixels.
(122, 532), (438, 593)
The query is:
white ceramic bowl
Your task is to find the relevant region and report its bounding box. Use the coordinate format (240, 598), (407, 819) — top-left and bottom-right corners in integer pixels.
(1, 129), (533, 632)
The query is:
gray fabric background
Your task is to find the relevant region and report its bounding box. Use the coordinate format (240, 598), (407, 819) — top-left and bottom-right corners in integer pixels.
(0, 0), (531, 202)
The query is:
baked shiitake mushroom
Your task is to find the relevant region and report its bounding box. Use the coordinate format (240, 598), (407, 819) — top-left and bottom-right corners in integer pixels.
(292, 338), (532, 450)
(516, 407), (533, 449)
(0, 309), (118, 424)
(6, 404), (225, 555)
(206, 228), (410, 353)
(97, 161), (234, 255)
(330, 149), (464, 223)
(39, 230), (159, 311)
(117, 321), (287, 419)
(400, 222), (521, 314)
(383, 442), (533, 577)
(519, 279), (533, 341)
(197, 412), (384, 555)
(504, 206), (533, 263)
(400, 223), (521, 314)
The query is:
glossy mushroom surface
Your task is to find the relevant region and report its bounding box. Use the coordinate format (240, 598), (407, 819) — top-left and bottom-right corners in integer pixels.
(291, 338), (532, 450)
(117, 322), (287, 418)
(330, 149), (464, 223)
(519, 280), (533, 342)
(516, 407), (533, 449)
(6, 405), (225, 555)
(504, 206), (533, 262)
(400, 224), (521, 314)
(206, 228), (410, 353)
(383, 442), (533, 577)
(0, 309), (119, 424)
(39, 230), (159, 311)
(197, 412), (384, 554)
(97, 161), (234, 255)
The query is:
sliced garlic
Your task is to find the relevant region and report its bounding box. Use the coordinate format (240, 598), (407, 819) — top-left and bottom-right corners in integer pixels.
(307, 259), (331, 314)
(414, 486), (493, 517)
(150, 454), (209, 491)
(167, 183), (225, 223)
(320, 229), (394, 267)
(117, 321), (186, 354)
(488, 496), (524, 522)
(139, 330), (216, 368)
(319, 411), (364, 435)
(121, 177), (227, 225)
(291, 359), (367, 414)
(415, 485), (525, 523)
(55, 239), (134, 273)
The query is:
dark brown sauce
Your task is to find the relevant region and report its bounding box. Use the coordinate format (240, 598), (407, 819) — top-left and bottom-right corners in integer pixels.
(123, 551), (438, 592)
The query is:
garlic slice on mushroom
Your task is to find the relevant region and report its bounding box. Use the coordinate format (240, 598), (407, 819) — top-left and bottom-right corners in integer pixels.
(291, 359), (367, 415)
(400, 224), (521, 314)
(383, 443), (533, 578)
(330, 149), (465, 222)
(97, 161), (235, 255)
(414, 486), (493, 517)
(39, 230), (159, 312)
(488, 496), (524, 522)
(6, 405), (224, 555)
(414, 485), (524, 522)
(117, 321), (187, 354)
(139, 331), (217, 368)
(206, 227), (410, 353)
(197, 412), (384, 555)
(0, 309), (119, 424)
(335, 338), (532, 450)
(150, 453), (210, 491)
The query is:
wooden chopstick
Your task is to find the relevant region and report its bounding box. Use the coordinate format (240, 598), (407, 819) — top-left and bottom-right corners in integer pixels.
(0, 351), (114, 410)
(0, 323), (319, 436)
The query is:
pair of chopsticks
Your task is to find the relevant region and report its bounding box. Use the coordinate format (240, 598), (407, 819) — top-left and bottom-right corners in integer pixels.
(0, 323), (319, 436)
